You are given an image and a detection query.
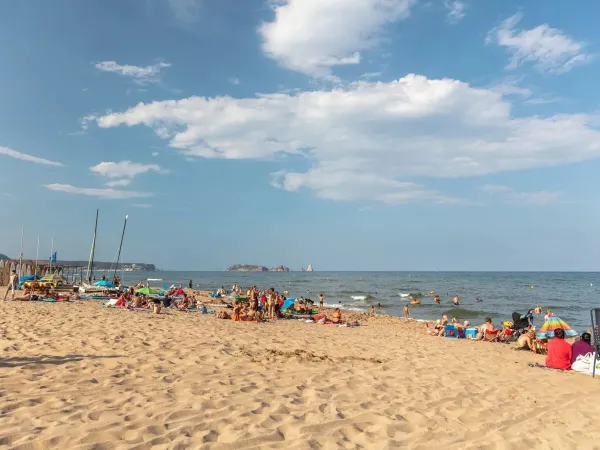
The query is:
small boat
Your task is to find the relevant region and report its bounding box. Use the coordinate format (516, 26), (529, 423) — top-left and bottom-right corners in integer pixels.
(147, 278), (163, 281)
(410, 300), (421, 305)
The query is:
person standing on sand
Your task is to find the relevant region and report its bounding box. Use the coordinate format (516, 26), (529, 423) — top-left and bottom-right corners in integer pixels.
(189, 280), (193, 289)
(370, 305), (375, 316)
(403, 304), (410, 318)
(3, 270), (17, 301)
(319, 293), (325, 309)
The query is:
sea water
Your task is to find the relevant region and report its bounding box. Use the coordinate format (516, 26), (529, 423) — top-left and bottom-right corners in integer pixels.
(118, 271), (600, 331)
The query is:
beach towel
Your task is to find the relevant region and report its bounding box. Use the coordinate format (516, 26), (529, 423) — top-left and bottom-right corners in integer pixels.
(104, 299), (119, 307)
(41, 298), (58, 302)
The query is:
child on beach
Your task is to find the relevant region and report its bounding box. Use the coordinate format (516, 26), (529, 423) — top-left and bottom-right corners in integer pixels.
(370, 305), (375, 316)
(403, 304), (410, 318)
(319, 293), (325, 309)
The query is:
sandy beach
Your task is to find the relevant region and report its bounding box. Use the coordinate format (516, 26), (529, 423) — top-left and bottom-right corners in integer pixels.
(1, 298), (599, 449)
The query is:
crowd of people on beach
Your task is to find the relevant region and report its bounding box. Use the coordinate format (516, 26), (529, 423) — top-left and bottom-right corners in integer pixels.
(422, 304), (596, 372)
(5, 272), (597, 372)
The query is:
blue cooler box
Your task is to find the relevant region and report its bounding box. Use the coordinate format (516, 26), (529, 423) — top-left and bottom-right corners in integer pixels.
(465, 328), (477, 339)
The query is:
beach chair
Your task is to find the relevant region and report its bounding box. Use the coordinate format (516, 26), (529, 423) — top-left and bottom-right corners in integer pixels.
(444, 324), (458, 338)
(484, 330), (500, 342)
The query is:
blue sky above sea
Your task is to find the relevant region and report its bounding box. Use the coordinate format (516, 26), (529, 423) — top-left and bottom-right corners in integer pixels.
(1, 0), (600, 271)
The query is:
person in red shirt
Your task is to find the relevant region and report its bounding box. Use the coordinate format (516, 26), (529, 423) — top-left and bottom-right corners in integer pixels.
(545, 328), (572, 370)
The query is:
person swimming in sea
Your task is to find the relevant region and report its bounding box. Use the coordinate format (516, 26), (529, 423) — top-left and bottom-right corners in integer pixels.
(453, 296), (460, 306)
(434, 295), (440, 304)
(475, 297), (482, 303)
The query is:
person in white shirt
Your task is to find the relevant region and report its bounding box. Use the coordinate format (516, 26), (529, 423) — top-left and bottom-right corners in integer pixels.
(3, 270), (17, 301)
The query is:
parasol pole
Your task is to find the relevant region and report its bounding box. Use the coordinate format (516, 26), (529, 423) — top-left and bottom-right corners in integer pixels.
(34, 236), (39, 279)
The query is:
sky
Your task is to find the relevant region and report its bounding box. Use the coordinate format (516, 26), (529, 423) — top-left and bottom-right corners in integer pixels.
(1, 0), (600, 271)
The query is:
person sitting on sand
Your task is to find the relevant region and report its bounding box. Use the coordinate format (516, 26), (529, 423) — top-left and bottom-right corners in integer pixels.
(217, 311), (230, 319)
(546, 328), (572, 370)
(453, 296), (460, 306)
(452, 318), (469, 331)
(476, 317), (497, 340)
(232, 304), (242, 321)
(515, 328), (536, 351)
(177, 296), (190, 311)
(571, 332), (594, 364)
(132, 294), (143, 309)
(426, 320), (442, 336)
(427, 317), (449, 336)
(331, 308), (342, 324)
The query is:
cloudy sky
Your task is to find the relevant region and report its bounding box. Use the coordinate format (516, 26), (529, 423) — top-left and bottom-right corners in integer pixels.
(1, 0), (599, 271)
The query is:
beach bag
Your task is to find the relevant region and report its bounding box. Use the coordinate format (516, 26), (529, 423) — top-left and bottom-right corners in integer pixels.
(572, 352), (593, 373)
(586, 353), (600, 376)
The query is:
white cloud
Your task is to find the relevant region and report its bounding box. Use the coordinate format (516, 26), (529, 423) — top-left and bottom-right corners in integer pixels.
(489, 77), (532, 98)
(89, 74), (600, 204)
(152, 152), (159, 157)
(131, 203), (153, 208)
(360, 72), (383, 79)
(105, 179), (132, 187)
(481, 184), (560, 205)
(0, 146), (63, 166)
(94, 61), (171, 84)
(524, 97), (561, 106)
(44, 184), (151, 200)
(444, 1), (466, 23)
(229, 77), (241, 85)
(486, 13), (592, 74)
(259, 0), (416, 77)
(89, 161), (163, 187)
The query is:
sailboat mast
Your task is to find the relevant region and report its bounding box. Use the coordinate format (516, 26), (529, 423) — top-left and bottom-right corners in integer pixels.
(113, 215), (128, 279)
(86, 209), (99, 283)
(18, 226), (23, 279)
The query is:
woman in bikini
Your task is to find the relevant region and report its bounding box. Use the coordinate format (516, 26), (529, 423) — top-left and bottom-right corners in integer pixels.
(331, 308), (342, 324)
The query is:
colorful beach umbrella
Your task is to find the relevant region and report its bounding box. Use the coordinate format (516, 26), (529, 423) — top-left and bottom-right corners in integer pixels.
(94, 280), (116, 287)
(536, 316), (578, 339)
(136, 287), (158, 295)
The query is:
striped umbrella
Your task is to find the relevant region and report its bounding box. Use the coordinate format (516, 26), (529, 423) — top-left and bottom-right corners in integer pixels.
(536, 316), (578, 339)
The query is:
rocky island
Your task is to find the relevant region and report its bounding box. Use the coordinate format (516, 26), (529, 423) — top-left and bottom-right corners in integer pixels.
(226, 264), (291, 272)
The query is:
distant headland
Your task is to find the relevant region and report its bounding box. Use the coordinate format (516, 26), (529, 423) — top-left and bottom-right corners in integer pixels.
(226, 264), (291, 272)
(0, 253), (157, 272)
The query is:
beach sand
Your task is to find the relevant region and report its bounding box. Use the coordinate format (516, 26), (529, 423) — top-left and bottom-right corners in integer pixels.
(1, 299), (599, 449)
